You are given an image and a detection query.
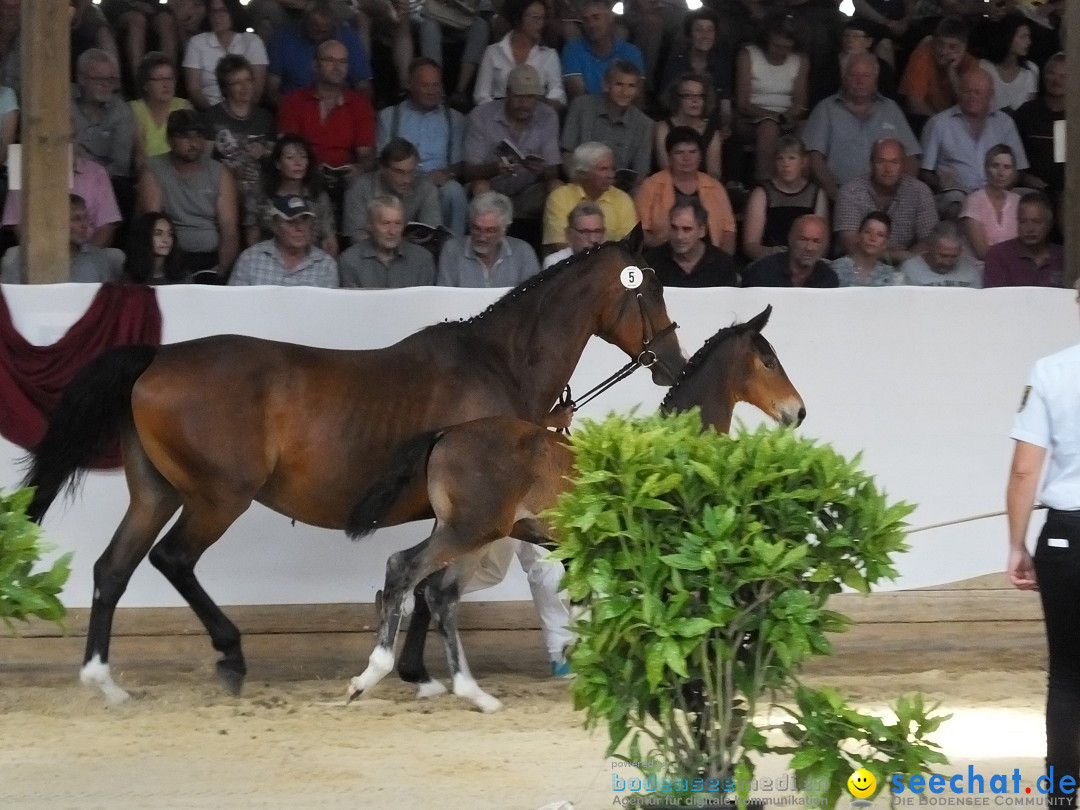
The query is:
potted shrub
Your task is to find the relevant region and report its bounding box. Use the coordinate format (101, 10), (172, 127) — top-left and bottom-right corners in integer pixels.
(546, 411), (948, 808)
(1, 487), (71, 632)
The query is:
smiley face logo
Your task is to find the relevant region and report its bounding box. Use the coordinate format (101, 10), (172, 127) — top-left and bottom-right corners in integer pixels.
(847, 768), (877, 800)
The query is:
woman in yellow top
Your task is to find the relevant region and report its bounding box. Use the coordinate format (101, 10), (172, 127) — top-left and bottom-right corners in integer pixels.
(129, 52), (191, 174)
(541, 141), (638, 256)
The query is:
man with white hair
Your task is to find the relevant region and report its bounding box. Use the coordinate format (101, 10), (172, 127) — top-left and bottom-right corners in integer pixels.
(543, 201), (607, 269)
(541, 141), (637, 257)
(803, 51), (921, 200)
(436, 191), (540, 287)
(338, 195), (435, 288)
(899, 220), (981, 287)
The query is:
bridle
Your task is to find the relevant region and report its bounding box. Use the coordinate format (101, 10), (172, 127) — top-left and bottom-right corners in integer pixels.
(558, 281), (679, 414)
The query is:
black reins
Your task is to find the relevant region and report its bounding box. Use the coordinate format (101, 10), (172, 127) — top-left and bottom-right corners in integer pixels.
(559, 288), (679, 413)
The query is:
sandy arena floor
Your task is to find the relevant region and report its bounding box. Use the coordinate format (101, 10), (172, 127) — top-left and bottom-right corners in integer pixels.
(0, 628), (1054, 810)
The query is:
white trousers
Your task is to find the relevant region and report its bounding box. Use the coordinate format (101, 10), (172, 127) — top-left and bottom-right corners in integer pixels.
(462, 537), (573, 661)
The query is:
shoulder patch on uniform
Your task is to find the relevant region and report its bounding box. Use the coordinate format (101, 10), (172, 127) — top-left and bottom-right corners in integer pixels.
(1018, 385), (1031, 412)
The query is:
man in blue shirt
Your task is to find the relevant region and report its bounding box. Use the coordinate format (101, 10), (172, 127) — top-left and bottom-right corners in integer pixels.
(267, 0), (372, 104)
(561, 0), (644, 101)
(377, 58), (468, 234)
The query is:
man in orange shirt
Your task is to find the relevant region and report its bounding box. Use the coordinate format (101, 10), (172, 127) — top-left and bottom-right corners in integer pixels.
(899, 16), (977, 126)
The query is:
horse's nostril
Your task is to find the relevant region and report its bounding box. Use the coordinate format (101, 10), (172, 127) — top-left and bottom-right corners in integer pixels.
(797, 407), (806, 425)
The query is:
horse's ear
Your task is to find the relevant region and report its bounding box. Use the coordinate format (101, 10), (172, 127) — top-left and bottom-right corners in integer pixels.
(621, 222), (645, 257)
(746, 305), (773, 333)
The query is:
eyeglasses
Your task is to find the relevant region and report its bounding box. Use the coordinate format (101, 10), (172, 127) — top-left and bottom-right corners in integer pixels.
(82, 72), (118, 84)
(571, 227), (605, 237)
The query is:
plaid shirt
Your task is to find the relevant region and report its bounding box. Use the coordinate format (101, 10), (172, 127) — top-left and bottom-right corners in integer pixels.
(228, 239), (339, 287)
(834, 174), (938, 252)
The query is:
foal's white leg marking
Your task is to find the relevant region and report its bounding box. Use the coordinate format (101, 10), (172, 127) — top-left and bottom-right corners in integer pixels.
(80, 655), (132, 704)
(347, 645), (394, 700)
(452, 670), (503, 713)
(415, 679), (448, 699)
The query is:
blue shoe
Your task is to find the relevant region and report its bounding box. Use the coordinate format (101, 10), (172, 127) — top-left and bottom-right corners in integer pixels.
(551, 659), (571, 678)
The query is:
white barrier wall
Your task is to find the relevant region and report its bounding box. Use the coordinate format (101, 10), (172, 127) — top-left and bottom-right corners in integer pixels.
(1, 283), (1075, 607)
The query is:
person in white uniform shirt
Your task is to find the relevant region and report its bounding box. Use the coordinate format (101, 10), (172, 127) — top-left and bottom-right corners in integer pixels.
(1007, 285), (1080, 808)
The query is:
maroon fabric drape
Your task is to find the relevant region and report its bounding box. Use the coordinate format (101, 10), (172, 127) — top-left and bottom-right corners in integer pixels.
(0, 283), (162, 467)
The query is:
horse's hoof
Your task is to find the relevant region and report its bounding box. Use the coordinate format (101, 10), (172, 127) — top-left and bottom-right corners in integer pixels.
(80, 657), (132, 704)
(474, 693), (504, 713)
(346, 677), (366, 704)
(216, 660), (246, 696)
(415, 680), (447, 699)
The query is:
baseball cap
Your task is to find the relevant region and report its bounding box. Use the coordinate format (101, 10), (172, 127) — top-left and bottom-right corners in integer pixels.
(507, 64), (544, 97)
(166, 109), (209, 138)
(270, 195), (315, 220)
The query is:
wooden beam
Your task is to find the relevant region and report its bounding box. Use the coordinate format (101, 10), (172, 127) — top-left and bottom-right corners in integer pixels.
(1066, 0), (1080, 288)
(19, 0), (70, 284)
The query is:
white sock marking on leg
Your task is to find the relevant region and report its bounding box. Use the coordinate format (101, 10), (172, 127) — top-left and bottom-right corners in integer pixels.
(80, 655), (131, 704)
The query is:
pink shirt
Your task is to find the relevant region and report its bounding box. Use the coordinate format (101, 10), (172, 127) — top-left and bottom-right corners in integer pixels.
(961, 188), (1020, 250)
(2, 157), (121, 232)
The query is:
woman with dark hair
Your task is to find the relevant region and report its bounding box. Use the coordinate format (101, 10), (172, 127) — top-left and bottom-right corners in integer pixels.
(830, 211), (894, 287)
(183, 0), (268, 109)
(977, 14), (1038, 113)
(475, 0), (564, 110)
(734, 13), (809, 185)
(635, 126), (736, 253)
(654, 72), (723, 179)
(122, 211), (190, 284)
(203, 55), (275, 231)
(249, 134), (338, 256)
(129, 51), (191, 173)
(657, 8), (733, 117)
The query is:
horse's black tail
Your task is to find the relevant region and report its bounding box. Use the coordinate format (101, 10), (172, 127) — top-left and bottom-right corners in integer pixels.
(21, 344), (159, 523)
(345, 429), (445, 540)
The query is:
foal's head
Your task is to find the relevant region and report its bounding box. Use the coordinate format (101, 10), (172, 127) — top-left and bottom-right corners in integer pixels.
(661, 305), (805, 433)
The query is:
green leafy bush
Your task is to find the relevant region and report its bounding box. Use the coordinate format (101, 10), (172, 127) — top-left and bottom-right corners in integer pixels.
(546, 410), (948, 805)
(0, 487), (71, 632)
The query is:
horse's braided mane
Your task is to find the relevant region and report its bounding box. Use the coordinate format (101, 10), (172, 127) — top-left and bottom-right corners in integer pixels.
(660, 318), (772, 412)
(425, 240), (624, 334)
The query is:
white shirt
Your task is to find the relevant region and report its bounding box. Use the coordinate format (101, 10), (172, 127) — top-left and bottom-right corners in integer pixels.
(979, 59), (1039, 113)
(182, 31), (269, 107)
(542, 246), (573, 268)
(473, 34), (566, 107)
(1012, 341), (1080, 510)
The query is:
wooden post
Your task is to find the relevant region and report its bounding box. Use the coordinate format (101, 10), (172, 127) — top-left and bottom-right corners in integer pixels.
(19, 0), (71, 284)
(1067, 1), (1080, 289)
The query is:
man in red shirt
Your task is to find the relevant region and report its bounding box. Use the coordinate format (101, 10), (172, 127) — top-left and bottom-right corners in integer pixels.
(278, 38), (375, 228)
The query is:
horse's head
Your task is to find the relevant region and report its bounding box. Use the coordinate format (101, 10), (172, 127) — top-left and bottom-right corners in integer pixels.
(662, 305), (806, 431)
(593, 227), (687, 386)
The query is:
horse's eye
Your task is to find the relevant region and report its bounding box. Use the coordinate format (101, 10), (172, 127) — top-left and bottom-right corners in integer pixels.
(762, 355), (777, 370)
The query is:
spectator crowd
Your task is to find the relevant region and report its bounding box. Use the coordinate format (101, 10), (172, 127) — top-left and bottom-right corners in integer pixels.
(0, 0), (1068, 291)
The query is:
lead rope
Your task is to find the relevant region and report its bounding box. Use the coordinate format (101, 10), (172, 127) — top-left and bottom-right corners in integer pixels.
(552, 288), (679, 433)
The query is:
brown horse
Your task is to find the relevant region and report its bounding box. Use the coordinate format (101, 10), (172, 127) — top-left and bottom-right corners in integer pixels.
(22, 235), (686, 703)
(344, 305), (805, 711)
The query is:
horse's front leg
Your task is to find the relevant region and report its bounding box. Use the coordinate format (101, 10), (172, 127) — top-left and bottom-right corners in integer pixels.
(396, 577), (448, 699)
(426, 557), (503, 713)
(347, 542), (429, 702)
